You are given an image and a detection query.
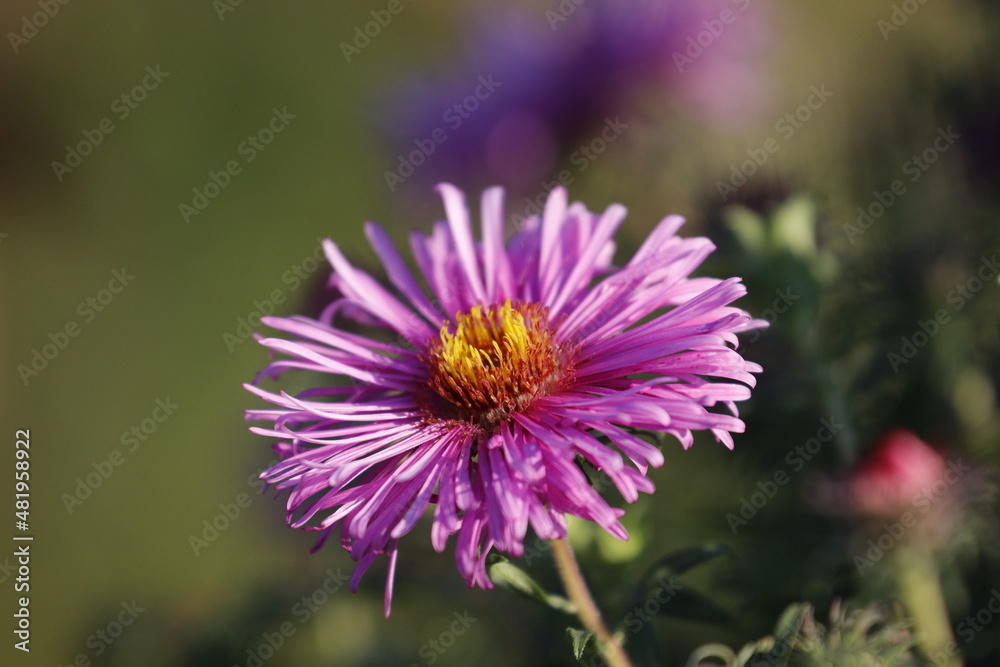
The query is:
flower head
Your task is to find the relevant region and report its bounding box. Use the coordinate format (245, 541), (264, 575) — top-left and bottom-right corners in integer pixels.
(245, 184), (763, 615)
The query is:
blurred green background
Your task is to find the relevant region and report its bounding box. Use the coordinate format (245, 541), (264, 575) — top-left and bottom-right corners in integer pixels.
(3, 0), (999, 665)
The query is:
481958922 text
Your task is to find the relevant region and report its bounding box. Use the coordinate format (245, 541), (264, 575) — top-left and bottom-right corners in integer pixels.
(13, 428), (33, 653)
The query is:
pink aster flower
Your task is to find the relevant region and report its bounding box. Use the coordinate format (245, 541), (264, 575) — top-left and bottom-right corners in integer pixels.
(245, 184), (763, 615)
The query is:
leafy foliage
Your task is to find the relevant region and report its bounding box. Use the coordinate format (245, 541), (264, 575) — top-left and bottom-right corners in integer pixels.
(487, 554), (575, 613)
(686, 601), (917, 667)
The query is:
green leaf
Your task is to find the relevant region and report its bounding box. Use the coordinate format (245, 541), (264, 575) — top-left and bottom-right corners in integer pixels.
(772, 603), (810, 647)
(725, 206), (767, 256)
(771, 195), (817, 259)
(739, 639), (786, 667)
(639, 543), (733, 585)
(487, 554), (574, 613)
(734, 604), (810, 667)
(566, 628), (596, 660)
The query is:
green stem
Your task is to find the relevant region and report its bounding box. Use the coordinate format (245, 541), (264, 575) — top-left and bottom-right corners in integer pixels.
(551, 538), (633, 667)
(895, 545), (963, 667)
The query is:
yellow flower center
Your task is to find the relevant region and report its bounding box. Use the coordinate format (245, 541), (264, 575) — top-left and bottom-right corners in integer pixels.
(424, 300), (566, 429)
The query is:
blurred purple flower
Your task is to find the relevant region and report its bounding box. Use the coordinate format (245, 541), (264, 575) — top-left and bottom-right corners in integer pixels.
(245, 184), (763, 615)
(381, 0), (770, 195)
